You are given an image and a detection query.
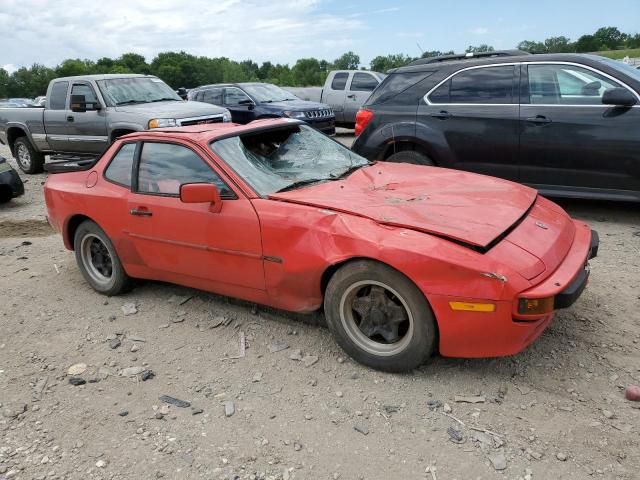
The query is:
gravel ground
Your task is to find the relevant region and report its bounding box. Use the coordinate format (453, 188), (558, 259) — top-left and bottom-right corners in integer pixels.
(1, 140), (639, 480)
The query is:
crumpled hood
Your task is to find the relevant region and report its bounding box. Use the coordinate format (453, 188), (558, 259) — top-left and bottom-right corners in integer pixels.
(115, 100), (227, 118)
(269, 163), (538, 249)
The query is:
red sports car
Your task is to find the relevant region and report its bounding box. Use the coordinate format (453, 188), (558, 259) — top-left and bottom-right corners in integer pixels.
(44, 119), (598, 371)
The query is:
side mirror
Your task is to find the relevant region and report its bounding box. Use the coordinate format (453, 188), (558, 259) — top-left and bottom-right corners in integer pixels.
(70, 94), (102, 112)
(238, 99), (255, 110)
(180, 183), (223, 213)
(602, 87), (637, 107)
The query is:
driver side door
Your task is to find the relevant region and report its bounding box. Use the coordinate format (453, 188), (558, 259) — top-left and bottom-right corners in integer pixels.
(125, 140), (265, 291)
(223, 87), (256, 124)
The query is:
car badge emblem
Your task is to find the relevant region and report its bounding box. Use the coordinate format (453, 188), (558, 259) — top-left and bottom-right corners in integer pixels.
(535, 221), (548, 230)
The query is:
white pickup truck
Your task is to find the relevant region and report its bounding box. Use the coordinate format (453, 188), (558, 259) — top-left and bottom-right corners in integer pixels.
(284, 70), (386, 128)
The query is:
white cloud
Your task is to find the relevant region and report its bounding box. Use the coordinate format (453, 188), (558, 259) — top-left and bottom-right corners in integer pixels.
(2, 64), (17, 74)
(470, 26), (489, 35)
(0, 0), (366, 68)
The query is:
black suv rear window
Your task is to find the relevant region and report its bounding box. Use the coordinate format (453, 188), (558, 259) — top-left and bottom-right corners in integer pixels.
(367, 72), (431, 105)
(430, 66), (515, 104)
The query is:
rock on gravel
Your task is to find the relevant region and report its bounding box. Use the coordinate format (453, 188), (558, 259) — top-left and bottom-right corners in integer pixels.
(625, 385), (640, 401)
(489, 453), (507, 470)
(122, 303), (138, 316)
(67, 363), (87, 375)
(224, 401), (235, 417)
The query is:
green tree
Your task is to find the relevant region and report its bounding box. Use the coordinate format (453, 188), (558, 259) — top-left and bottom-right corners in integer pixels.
(56, 59), (95, 77)
(370, 54), (413, 72)
(593, 27), (625, 50)
(465, 44), (494, 53)
(575, 34), (600, 52)
(544, 36), (573, 53)
(420, 50), (454, 59)
(291, 58), (323, 86)
(0, 68), (9, 98)
(118, 53), (149, 74)
(517, 40), (547, 53)
(626, 33), (640, 49)
(333, 51), (360, 70)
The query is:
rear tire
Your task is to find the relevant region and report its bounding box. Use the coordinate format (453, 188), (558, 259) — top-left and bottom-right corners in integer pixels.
(73, 220), (133, 296)
(386, 150), (434, 166)
(324, 260), (437, 372)
(14, 137), (45, 174)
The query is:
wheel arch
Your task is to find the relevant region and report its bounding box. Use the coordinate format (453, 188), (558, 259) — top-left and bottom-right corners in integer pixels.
(6, 126), (29, 154)
(109, 128), (137, 144)
(381, 140), (436, 163)
(64, 214), (95, 250)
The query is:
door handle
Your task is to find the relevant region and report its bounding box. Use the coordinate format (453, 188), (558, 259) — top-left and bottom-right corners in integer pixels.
(66, 116), (74, 122)
(526, 115), (551, 125)
(347, 94), (356, 99)
(431, 110), (452, 120)
(129, 208), (153, 217)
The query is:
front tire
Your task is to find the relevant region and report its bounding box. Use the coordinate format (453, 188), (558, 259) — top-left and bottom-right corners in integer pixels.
(73, 220), (133, 296)
(14, 137), (45, 174)
(324, 260), (437, 372)
(386, 150), (434, 166)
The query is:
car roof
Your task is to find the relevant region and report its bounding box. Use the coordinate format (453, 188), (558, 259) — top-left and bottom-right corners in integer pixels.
(52, 74), (157, 82)
(190, 82), (274, 91)
(393, 53), (607, 74)
(122, 118), (304, 143)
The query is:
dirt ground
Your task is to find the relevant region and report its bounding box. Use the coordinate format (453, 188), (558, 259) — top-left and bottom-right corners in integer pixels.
(1, 139), (639, 480)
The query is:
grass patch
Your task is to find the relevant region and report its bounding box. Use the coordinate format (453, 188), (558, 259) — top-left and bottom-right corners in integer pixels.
(594, 48), (640, 60)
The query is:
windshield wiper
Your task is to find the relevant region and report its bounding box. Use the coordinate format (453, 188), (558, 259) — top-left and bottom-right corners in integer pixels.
(150, 98), (181, 102)
(276, 178), (327, 193)
(115, 100), (146, 106)
(330, 163), (367, 180)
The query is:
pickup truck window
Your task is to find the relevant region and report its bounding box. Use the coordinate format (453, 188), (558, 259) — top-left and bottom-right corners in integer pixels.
(331, 73), (349, 91)
(104, 143), (136, 187)
(96, 77), (181, 107)
(350, 73), (379, 92)
(49, 81), (69, 110)
(137, 142), (232, 197)
(71, 84), (99, 106)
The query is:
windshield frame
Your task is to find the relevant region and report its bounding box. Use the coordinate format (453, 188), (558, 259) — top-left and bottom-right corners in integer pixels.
(96, 76), (182, 107)
(208, 123), (370, 198)
(596, 56), (640, 84)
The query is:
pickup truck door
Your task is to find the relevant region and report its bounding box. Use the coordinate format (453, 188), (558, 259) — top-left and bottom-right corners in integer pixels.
(43, 80), (71, 152)
(322, 72), (349, 123)
(343, 72), (380, 124)
(64, 82), (108, 154)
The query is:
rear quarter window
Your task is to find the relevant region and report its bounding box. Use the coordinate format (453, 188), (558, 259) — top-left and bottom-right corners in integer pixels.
(104, 143), (136, 187)
(367, 72), (432, 105)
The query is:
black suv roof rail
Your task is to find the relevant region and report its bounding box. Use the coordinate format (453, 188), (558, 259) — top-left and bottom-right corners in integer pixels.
(408, 49), (531, 66)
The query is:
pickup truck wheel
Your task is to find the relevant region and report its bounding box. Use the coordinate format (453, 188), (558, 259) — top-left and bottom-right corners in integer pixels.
(324, 260), (437, 372)
(14, 137), (45, 174)
(74, 220), (133, 296)
(386, 150), (434, 166)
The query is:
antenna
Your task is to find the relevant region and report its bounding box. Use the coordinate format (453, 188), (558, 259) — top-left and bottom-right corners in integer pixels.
(416, 42), (424, 54)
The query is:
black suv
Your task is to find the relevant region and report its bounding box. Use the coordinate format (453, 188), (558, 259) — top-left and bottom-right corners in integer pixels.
(352, 51), (640, 202)
(188, 82), (335, 135)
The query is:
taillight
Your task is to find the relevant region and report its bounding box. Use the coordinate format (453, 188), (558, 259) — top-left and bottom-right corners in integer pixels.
(355, 109), (374, 136)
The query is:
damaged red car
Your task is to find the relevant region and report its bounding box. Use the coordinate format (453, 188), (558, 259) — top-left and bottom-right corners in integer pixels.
(44, 119), (598, 371)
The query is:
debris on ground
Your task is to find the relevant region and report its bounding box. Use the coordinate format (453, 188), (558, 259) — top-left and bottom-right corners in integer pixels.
(67, 363), (87, 375)
(454, 395), (486, 404)
(159, 395), (191, 408)
(224, 401), (235, 417)
(68, 377), (86, 386)
(625, 385), (640, 401)
(488, 453), (507, 471)
(447, 426), (464, 444)
(269, 341), (289, 353)
(353, 422), (369, 435)
(121, 303), (138, 316)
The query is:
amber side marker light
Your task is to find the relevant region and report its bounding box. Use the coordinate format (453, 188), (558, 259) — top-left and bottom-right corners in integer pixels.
(449, 301), (496, 312)
(518, 297), (554, 315)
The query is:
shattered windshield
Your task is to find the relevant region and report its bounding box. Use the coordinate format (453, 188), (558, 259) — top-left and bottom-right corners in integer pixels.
(210, 124), (369, 196)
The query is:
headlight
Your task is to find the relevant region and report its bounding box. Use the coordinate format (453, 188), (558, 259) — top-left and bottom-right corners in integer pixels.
(148, 118), (177, 129)
(283, 111), (307, 119)
(222, 111), (232, 122)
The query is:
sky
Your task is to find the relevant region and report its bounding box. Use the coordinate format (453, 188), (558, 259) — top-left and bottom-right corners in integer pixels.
(1, 0), (639, 73)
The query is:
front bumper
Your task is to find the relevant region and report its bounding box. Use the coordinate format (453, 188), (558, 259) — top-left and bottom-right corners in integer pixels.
(0, 168), (25, 198)
(305, 118), (336, 135)
(432, 222), (597, 358)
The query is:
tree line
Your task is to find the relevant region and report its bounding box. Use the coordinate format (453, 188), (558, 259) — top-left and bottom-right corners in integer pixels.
(1, 26), (638, 99)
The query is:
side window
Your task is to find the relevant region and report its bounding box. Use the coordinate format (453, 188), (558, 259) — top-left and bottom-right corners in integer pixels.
(528, 64), (622, 105)
(137, 142), (232, 197)
(104, 143), (136, 187)
(224, 87), (251, 106)
(203, 88), (223, 105)
(331, 73), (349, 91)
(350, 73), (379, 92)
(70, 84), (99, 107)
(49, 81), (69, 110)
(194, 91), (204, 101)
(430, 66), (515, 104)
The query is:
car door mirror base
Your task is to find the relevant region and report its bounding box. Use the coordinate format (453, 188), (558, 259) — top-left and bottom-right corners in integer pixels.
(602, 88), (637, 107)
(180, 183), (223, 213)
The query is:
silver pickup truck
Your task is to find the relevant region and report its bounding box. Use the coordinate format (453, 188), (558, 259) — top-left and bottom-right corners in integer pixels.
(284, 70), (386, 128)
(0, 74), (230, 173)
